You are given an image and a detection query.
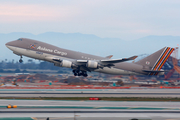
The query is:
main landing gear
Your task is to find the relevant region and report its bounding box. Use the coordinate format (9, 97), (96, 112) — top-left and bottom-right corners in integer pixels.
(72, 70), (88, 77)
(19, 56), (23, 63)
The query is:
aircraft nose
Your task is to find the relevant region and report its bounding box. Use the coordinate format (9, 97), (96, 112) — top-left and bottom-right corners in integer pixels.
(6, 40), (17, 47)
(6, 41), (13, 46)
(5, 40), (19, 51)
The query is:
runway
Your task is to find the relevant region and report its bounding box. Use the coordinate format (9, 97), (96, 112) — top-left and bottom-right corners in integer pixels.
(1, 99), (180, 120)
(1, 89), (180, 97)
(1, 89), (180, 119)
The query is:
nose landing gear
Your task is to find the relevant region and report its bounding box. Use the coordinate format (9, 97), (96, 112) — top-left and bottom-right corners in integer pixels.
(72, 70), (88, 77)
(19, 56), (23, 63)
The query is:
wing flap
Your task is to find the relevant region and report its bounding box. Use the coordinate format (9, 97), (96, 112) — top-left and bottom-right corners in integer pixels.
(52, 57), (62, 62)
(77, 60), (88, 63)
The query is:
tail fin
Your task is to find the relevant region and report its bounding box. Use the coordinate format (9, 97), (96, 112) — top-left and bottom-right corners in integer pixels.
(136, 47), (174, 75)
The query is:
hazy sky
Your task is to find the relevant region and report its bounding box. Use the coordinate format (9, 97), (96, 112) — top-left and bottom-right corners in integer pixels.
(0, 0), (180, 40)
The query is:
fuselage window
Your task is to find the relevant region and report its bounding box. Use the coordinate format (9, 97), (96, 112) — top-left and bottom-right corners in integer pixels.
(83, 56), (96, 60)
(18, 38), (22, 41)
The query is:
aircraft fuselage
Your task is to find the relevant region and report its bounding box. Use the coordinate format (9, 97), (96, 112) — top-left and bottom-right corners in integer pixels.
(6, 38), (170, 76)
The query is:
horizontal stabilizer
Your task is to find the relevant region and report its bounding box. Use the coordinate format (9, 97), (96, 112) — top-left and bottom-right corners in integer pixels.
(101, 56), (138, 64)
(142, 69), (167, 73)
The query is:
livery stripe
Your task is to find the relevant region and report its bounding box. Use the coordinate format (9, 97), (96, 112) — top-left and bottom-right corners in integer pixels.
(153, 47), (170, 70)
(158, 48), (174, 70)
(153, 48), (170, 70)
(150, 72), (153, 75)
(150, 47), (168, 71)
(154, 48), (174, 75)
(149, 47), (169, 75)
(149, 47), (174, 75)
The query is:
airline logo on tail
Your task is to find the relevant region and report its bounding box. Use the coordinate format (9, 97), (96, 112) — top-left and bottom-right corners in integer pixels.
(150, 47), (174, 75)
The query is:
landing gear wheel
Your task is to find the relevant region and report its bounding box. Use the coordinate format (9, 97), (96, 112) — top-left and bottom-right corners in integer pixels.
(72, 70), (88, 77)
(73, 70), (77, 76)
(78, 72), (82, 76)
(82, 71), (88, 77)
(74, 73), (77, 76)
(19, 56), (23, 63)
(19, 59), (23, 63)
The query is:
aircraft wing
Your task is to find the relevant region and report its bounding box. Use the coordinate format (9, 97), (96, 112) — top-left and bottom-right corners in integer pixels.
(49, 55), (138, 65)
(76, 56), (137, 65)
(100, 56), (138, 64)
(48, 55), (138, 71)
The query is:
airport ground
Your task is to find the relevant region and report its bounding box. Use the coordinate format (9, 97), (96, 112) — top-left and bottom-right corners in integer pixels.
(1, 99), (180, 120)
(1, 88), (180, 120)
(1, 76), (180, 120)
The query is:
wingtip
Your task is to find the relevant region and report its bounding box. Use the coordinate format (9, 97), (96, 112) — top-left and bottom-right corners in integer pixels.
(133, 56), (138, 60)
(105, 55), (113, 59)
(128, 56), (138, 60)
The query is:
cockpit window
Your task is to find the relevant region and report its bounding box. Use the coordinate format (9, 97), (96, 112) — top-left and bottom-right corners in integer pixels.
(18, 38), (22, 41)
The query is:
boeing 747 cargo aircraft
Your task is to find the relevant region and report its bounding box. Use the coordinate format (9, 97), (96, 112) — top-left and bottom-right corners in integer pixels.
(6, 38), (174, 77)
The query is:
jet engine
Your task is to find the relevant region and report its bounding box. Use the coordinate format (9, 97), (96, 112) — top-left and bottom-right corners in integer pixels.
(86, 60), (100, 69)
(54, 60), (72, 68)
(60, 60), (72, 68)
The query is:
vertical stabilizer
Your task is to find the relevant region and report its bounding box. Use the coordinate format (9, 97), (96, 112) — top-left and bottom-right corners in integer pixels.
(136, 47), (174, 75)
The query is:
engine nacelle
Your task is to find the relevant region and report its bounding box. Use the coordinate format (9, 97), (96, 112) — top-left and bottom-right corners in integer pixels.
(54, 60), (72, 68)
(86, 60), (99, 69)
(54, 59), (78, 69)
(60, 60), (72, 68)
